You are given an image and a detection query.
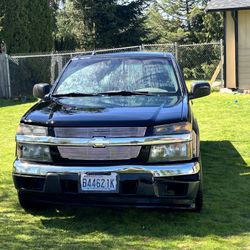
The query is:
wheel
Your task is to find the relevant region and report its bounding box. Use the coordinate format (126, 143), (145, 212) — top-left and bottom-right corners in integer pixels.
(18, 191), (48, 211)
(194, 186), (203, 212)
(193, 154), (203, 212)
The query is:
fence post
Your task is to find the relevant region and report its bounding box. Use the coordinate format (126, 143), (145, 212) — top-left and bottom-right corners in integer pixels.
(174, 42), (178, 61)
(220, 39), (224, 87)
(0, 52), (11, 98)
(5, 54), (11, 98)
(58, 55), (63, 73)
(50, 53), (55, 84)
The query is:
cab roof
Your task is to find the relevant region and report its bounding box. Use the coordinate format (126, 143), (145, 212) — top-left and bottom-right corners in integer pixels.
(74, 51), (175, 60)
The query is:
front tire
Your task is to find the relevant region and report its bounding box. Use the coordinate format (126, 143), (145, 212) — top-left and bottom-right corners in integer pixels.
(194, 186), (203, 212)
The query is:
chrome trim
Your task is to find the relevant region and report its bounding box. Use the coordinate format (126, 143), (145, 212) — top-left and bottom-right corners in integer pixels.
(57, 146), (142, 160)
(13, 160), (200, 177)
(16, 133), (192, 147)
(54, 127), (147, 138)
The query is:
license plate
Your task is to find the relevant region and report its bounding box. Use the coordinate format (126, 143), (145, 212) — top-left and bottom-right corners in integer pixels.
(80, 173), (118, 193)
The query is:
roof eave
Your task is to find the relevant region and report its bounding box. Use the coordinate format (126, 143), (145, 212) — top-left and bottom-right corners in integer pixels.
(206, 6), (250, 13)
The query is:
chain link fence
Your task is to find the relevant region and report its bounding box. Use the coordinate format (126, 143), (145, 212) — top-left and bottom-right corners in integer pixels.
(144, 42), (222, 82)
(143, 43), (176, 55)
(1, 42), (223, 98)
(178, 42), (223, 82)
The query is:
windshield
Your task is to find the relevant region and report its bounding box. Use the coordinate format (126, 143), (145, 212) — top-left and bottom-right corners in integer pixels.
(54, 57), (181, 95)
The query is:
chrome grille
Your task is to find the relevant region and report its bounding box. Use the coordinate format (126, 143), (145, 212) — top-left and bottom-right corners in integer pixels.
(54, 127), (146, 138)
(55, 127), (146, 161)
(58, 146), (141, 161)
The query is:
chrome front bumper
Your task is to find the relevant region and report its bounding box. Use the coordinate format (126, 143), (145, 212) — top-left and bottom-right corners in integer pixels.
(13, 160), (200, 177)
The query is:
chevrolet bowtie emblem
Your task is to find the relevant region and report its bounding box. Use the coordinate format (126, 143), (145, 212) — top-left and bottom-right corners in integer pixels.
(90, 137), (109, 148)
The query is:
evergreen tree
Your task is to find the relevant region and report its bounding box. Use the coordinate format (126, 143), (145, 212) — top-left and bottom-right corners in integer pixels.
(55, 0), (84, 51)
(0, 16), (3, 33)
(27, 0), (53, 53)
(145, 1), (187, 43)
(0, 0), (30, 53)
(0, 0), (53, 54)
(55, 0), (149, 50)
(202, 12), (223, 42)
(112, 0), (149, 46)
(145, 0), (223, 44)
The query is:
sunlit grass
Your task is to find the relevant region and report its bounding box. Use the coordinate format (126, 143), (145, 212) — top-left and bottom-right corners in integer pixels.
(0, 93), (250, 249)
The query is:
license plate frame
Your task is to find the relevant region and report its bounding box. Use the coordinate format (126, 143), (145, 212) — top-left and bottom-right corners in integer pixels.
(80, 173), (119, 193)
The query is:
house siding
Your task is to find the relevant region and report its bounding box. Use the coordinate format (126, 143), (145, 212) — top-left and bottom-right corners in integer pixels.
(238, 10), (250, 89)
(225, 11), (237, 88)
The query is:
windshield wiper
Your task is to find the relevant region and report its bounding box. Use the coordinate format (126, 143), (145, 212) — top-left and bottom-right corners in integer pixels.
(52, 90), (175, 97)
(52, 92), (101, 97)
(97, 90), (155, 96)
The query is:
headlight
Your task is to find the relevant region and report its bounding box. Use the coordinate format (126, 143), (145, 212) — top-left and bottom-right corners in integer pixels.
(154, 122), (192, 135)
(17, 124), (48, 136)
(150, 122), (194, 162)
(17, 143), (52, 162)
(16, 124), (51, 162)
(149, 142), (192, 163)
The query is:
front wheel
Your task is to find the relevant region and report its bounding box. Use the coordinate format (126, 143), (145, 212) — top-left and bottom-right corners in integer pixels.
(193, 186), (203, 212)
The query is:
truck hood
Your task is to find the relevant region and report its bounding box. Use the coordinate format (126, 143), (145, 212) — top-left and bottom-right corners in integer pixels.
(22, 95), (188, 127)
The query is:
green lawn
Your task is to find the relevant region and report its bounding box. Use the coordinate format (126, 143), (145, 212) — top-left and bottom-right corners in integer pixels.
(0, 93), (250, 249)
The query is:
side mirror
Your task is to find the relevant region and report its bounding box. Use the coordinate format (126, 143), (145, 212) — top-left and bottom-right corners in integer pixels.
(33, 83), (51, 99)
(189, 82), (211, 100)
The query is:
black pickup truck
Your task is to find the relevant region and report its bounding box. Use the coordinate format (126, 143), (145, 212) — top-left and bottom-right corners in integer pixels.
(13, 52), (210, 211)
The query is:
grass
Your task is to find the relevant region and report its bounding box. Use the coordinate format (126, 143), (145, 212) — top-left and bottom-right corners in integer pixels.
(0, 93), (250, 249)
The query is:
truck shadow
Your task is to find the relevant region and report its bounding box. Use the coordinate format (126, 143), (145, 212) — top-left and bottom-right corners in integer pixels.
(39, 140), (250, 238)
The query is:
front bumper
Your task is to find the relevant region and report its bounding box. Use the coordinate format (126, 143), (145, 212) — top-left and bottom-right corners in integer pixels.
(13, 160), (201, 209)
